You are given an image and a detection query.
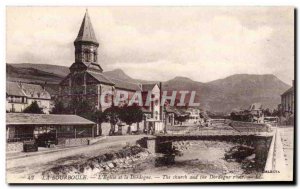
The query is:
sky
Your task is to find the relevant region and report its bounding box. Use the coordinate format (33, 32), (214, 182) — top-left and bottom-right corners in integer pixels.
(6, 7), (294, 84)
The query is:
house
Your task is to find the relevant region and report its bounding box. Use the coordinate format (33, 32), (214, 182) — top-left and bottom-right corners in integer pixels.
(6, 113), (96, 152)
(249, 103), (263, 114)
(280, 80), (294, 125)
(141, 83), (164, 133)
(6, 81), (51, 113)
(164, 106), (175, 126)
(248, 103), (264, 123)
(186, 108), (201, 124)
(281, 80), (294, 114)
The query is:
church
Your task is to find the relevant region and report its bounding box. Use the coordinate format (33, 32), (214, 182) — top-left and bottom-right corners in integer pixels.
(59, 10), (164, 132)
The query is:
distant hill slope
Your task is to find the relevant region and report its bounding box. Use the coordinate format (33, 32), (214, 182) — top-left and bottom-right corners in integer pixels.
(10, 63), (70, 77)
(204, 74), (290, 112)
(6, 64), (64, 84)
(6, 63), (290, 112)
(102, 69), (137, 83)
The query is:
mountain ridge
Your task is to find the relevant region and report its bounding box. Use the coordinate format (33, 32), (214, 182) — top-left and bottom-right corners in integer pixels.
(6, 63), (290, 112)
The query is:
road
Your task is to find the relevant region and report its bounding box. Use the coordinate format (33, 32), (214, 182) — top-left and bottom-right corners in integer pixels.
(6, 135), (146, 181)
(278, 126), (294, 179)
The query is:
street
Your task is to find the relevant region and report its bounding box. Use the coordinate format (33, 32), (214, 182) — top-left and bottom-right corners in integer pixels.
(6, 135), (146, 180)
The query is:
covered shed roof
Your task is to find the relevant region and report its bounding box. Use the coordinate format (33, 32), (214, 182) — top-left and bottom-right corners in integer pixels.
(6, 113), (95, 126)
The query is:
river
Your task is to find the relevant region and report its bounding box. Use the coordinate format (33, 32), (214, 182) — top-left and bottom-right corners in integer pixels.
(116, 140), (268, 180)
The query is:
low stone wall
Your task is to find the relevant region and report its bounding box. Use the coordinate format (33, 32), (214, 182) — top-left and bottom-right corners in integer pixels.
(231, 121), (271, 132)
(65, 138), (91, 146)
(7, 142), (23, 152)
(263, 129), (288, 180)
(57, 138), (92, 147)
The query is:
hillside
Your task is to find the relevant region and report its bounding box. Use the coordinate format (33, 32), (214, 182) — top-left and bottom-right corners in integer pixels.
(6, 64), (64, 84)
(6, 63), (290, 112)
(10, 63), (70, 77)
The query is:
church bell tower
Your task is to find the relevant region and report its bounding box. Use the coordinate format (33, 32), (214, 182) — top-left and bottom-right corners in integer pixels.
(70, 10), (103, 73)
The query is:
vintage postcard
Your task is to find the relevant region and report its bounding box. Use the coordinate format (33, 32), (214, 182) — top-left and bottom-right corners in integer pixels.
(6, 7), (294, 183)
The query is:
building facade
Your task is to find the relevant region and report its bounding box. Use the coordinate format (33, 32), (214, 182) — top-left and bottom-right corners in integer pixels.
(6, 81), (51, 113)
(281, 80), (294, 114)
(186, 108), (201, 124)
(6, 113), (96, 152)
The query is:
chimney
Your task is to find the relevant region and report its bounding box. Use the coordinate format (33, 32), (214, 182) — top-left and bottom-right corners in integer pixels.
(18, 81), (23, 90)
(42, 81), (47, 91)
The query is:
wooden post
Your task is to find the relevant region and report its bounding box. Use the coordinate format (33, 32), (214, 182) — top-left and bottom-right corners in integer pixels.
(55, 126), (58, 139)
(6, 126), (9, 141)
(92, 125), (95, 138)
(74, 127), (77, 139)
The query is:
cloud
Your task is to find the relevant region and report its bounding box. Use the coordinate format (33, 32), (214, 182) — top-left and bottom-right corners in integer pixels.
(6, 7), (294, 84)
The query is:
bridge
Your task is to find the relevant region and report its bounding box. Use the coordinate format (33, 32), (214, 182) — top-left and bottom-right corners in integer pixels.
(141, 121), (288, 180)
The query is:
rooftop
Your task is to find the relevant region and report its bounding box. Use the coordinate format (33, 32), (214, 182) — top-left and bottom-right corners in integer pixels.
(6, 81), (51, 99)
(281, 86), (294, 96)
(6, 81), (25, 97)
(249, 103), (263, 111)
(87, 71), (115, 86)
(142, 83), (158, 92)
(108, 77), (142, 91)
(6, 113), (95, 125)
(74, 10), (98, 45)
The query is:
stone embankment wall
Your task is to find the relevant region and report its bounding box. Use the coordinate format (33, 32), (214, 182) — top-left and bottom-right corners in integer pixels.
(230, 121), (271, 132)
(42, 145), (152, 177)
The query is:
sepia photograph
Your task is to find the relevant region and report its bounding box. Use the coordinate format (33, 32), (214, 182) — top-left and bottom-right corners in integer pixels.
(5, 6), (295, 184)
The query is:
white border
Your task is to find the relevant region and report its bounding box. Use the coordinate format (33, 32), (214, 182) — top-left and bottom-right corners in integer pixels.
(0, 1), (298, 189)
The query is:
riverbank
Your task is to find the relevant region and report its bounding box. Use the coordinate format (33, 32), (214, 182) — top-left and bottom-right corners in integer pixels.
(42, 145), (153, 178)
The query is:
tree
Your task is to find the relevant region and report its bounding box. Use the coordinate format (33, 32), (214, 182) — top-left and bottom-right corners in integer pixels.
(174, 114), (189, 125)
(23, 101), (44, 114)
(51, 100), (69, 114)
(103, 106), (121, 135)
(119, 104), (144, 134)
(51, 97), (106, 136)
(67, 97), (95, 118)
(263, 108), (272, 116)
(90, 110), (106, 136)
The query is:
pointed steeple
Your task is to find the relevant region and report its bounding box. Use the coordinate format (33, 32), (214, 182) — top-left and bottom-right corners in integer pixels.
(74, 9), (99, 46)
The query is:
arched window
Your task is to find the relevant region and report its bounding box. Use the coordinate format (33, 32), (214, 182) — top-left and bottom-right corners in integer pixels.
(94, 52), (97, 62)
(90, 53), (93, 62)
(84, 53), (88, 62)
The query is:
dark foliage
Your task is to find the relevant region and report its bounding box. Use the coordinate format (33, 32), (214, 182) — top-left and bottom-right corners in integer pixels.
(23, 101), (44, 114)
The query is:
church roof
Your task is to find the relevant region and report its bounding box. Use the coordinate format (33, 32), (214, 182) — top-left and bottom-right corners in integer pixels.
(87, 71), (115, 86)
(74, 10), (99, 45)
(108, 77), (142, 91)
